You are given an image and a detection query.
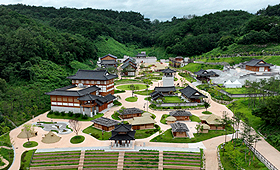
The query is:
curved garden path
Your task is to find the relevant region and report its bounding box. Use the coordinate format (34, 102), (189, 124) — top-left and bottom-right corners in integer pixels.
(8, 71), (280, 170)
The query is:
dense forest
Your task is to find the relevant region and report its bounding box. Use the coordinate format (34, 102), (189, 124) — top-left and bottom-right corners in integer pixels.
(1, 3), (280, 135)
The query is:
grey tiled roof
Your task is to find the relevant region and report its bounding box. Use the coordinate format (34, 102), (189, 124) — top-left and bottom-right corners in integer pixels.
(162, 67), (176, 73)
(135, 53), (146, 57)
(67, 69), (118, 80)
(151, 91), (164, 100)
(179, 86), (206, 99)
(45, 85), (100, 97)
(121, 62), (137, 70)
(100, 54), (117, 59)
(91, 117), (120, 127)
(169, 110), (192, 117)
(171, 122), (189, 132)
(154, 86), (176, 92)
(118, 108), (144, 115)
(245, 59), (273, 67)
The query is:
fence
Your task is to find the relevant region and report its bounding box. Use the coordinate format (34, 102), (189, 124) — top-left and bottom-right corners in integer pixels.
(243, 140), (278, 170)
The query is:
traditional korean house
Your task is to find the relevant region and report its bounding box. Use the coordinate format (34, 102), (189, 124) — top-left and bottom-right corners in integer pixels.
(135, 51), (147, 58)
(67, 69), (118, 96)
(97, 54), (118, 68)
(127, 113), (155, 130)
(199, 114), (224, 130)
(179, 86), (206, 103)
(169, 56), (189, 68)
(244, 59), (273, 72)
(150, 91), (164, 101)
(170, 122), (189, 138)
(118, 108), (144, 119)
(154, 86), (176, 96)
(121, 57), (137, 76)
(46, 69), (118, 117)
(165, 116), (176, 125)
(198, 124), (210, 133)
(109, 123), (136, 147)
(162, 67), (176, 87)
(169, 110), (192, 121)
(194, 69), (219, 82)
(91, 117), (120, 131)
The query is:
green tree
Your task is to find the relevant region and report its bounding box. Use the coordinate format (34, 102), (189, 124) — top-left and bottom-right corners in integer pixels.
(129, 84), (136, 97)
(23, 123), (34, 144)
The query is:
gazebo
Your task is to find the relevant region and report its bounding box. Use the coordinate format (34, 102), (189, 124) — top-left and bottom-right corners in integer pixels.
(109, 123), (136, 147)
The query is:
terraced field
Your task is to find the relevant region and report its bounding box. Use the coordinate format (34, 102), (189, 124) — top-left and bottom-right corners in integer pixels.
(83, 150), (119, 169)
(30, 151), (81, 170)
(163, 151), (202, 170)
(123, 150), (159, 170)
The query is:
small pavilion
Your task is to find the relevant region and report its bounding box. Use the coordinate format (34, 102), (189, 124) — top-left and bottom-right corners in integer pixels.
(109, 123), (136, 147)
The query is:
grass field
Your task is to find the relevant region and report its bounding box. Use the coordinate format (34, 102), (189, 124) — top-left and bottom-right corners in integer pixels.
(83, 126), (111, 140)
(20, 149), (35, 170)
(178, 72), (197, 82)
(125, 96), (138, 102)
(117, 84), (148, 90)
(70, 135), (85, 144)
(134, 90), (154, 95)
(151, 127), (233, 143)
(23, 141), (38, 148)
(179, 63), (224, 73)
(222, 87), (247, 94)
(47, 112), (104, 121)
(162, 96), (185, 103)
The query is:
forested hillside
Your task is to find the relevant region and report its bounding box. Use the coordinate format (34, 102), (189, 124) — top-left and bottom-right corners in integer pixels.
(1, 3), (280, 135)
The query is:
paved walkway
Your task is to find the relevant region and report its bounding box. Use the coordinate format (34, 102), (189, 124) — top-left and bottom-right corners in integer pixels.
(7, 72), (280, 170)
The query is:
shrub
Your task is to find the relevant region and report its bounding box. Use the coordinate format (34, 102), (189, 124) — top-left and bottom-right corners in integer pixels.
(48, 110), (54, 114)
(91, 133), (100, 139)
(54, 111), (60, 116)
(61, 111), (66, 116)
(113, 100), (122, 106)
(155, 124), (160, 131)
(75, 113), (81, 118)
(82, 114), (88, 119)
(68, 111), (74, 117)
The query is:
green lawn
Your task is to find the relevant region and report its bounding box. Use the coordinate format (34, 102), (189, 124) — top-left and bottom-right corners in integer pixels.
(162, 96), (185, 103)
(134, 90), (154, 95)
(125, 96), (138, 102)
(149, 103), (204, 110)
(23, 141), (38, 148)
(20, 149), (35, 170)
(114, 89), (126, 94)
(83, 126), (112, 140)
(135, 128), (159, 139)
(151, 127), (233, 143)
(202, 111), (212, 114)
(160, 114), (169, 124)
(115, 79), (141, 85)
(197, 84), (232, 101)
(47, 112), (103, 121)
(0, 133), (12, 147)
(222, 87), (247, 94)
(179, 63), (224, 73)
(227, 99), (264, 130)
(117, 84), (148, 90)
(190, 115), (201, 122)
(178, 72), (197, 83)
(70, 135), (85, 144)
(219, 139), (268, 170)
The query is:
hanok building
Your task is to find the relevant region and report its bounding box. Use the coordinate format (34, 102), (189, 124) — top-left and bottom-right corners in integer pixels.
(150, 91), (164, 102)
(169, 110), (192, 121)
(169, 56), (189, 68)
(45, 70), (118, 117)
(91, 117), (120, 131)
(244, 59), (273, 72)
(162, 67), (176, 87)
(170, 122), (190, 138)
(198, 124), (211, 133)
(127, 112), (155, 130)
(154, 86), (176, 96)
(97, 54), (118, 68)
(194, 69), (219, 82)
(165, 116), (176, 125)
(199, 114), (224, 130)
(121, 57), (137, 76)
(109, 123), (136, 147)
(179, 86), (206, 103)
(118, 108), (144, 119)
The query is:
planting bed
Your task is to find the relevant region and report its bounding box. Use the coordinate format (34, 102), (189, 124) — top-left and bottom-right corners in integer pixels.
(83, 150), (118, 169)
(123, 151), (159, 169)
(30, 151), (81, 169)
(163, 151), (202, 169)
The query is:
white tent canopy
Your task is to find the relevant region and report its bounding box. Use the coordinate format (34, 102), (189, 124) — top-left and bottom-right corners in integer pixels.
(224, 79), (242, 88)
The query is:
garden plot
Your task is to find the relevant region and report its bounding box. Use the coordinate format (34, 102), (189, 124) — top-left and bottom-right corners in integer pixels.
(163, 151), (202, 169)
(123, 151), (159, 169)
(30, 151), (80, 169)
(83, 150), (118, 169)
